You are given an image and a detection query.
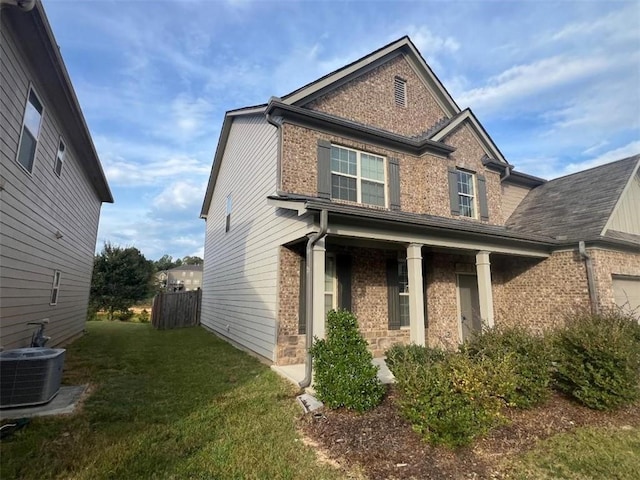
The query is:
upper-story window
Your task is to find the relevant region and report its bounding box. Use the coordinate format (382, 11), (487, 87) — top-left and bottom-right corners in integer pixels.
(17, 87), (44, 173)
(225, 194), (232, 232)
(457, 170), (476, 218)
(330, 145), (386, 207)
(54, 138), (66, 177)
(394, 77), (407, 107)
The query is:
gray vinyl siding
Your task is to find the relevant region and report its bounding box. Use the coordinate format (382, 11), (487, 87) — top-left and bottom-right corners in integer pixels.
(0, 19), (102, 349)
(502, 182), (532, 220)
(201, 115), (312, 361)
(607, 173), (640, 235)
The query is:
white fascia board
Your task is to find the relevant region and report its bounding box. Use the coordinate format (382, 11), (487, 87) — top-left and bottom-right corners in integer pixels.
(326, 224), (550, 258)
(267, 198), (308, 216)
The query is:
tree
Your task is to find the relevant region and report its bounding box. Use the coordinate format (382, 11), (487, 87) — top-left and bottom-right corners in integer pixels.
(154, 254), (179, 272)
(91, 243), (155, 320)
(181, 256), (203, 266)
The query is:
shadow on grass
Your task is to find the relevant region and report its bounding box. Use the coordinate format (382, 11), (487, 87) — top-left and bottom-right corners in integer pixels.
(1, 322), (342, 480)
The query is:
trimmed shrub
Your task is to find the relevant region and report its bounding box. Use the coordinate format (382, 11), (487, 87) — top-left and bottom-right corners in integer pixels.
(554, 311), (640, 410)
(309, 310), (385, 412)
(461, 326), (552, 408)
(392, 352), (509, 447)
(385, 344), (446, 375)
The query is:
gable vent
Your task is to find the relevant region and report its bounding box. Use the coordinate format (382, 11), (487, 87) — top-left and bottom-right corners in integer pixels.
(394, 77), (407, 107)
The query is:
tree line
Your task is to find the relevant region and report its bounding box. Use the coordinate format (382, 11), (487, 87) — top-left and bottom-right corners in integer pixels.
(90, 243), (203, 320)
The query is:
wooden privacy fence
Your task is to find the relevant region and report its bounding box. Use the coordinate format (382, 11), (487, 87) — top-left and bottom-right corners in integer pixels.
(151, 289), (202, 329)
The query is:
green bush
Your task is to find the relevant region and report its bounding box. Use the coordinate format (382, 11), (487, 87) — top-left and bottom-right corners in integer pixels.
(393, 352), (508, 447)
(461, 326), (552, 408)
(554, 311), (640, 410)
(116, 309), (135, 322)
(385, 344), (446, 374)
(309, 310), (385, 412)
(137, 309), (150, 323)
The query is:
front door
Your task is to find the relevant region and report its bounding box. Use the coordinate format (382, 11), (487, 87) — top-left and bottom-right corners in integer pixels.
(458, 274), (481, 342)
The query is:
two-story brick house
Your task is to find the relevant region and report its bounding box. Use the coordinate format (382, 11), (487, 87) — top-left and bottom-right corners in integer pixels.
(200, 37), (640, 374)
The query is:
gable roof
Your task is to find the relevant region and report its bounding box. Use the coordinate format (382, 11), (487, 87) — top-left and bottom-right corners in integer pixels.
(2, 0), (113, 203)
(506, 154), (640, 242)
(280, 36), (461, 118)
(429, 109), (510, 165)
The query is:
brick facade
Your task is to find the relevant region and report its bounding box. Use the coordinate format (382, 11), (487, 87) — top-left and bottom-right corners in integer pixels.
(492, 250), (591, 333)
(281, 123), (502, 224)
(276, 246), (306, 365)
(589, 248), (640, 310)
(306, 54), (448, 137)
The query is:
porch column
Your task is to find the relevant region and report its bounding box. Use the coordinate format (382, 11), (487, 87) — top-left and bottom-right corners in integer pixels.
(476, 250), (495, 328)
(312, 237), (326, 340)
(407, 243), (426, 345)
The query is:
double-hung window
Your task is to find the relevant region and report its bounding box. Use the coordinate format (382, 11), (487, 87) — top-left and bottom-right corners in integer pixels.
(324, 254), (336, 315)
(54, 139), (66, 177)
(330, 145), (386, 207)
(50, 270), (61, 305)
(17, 87), (44, 173)
(457, 170), (476, 218)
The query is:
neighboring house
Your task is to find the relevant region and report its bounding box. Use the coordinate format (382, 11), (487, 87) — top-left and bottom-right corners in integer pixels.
(200, 36), (640, 366)
(166, 265), (203, 292)
(156, 271), (169, 290)
(0, 0), (113, 349)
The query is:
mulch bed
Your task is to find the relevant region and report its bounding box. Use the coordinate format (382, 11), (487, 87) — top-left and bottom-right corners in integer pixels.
(300, 387), (640, 480)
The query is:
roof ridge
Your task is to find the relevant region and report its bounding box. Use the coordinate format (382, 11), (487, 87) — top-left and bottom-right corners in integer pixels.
(547, 153), (640, 183)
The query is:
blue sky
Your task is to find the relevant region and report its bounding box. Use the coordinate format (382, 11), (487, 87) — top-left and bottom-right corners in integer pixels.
(42, 0), (640, 261)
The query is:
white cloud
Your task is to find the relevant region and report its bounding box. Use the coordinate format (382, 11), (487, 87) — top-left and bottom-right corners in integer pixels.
(153, 180), (207, 211)
(458, 55), (610, 112)
(561, 141), (640, 176)
(102, 154), (210, 187)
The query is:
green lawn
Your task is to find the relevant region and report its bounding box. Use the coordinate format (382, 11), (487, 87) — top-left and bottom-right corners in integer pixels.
(506, 427), (640, 480)
(0, 322), (343, 480)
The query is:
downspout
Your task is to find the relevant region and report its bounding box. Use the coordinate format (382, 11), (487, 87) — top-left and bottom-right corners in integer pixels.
(501, 164), (512, 182)
(579, 241), (599, 314)
(265, 111), (283, 190)
(299, 209), (328, 388)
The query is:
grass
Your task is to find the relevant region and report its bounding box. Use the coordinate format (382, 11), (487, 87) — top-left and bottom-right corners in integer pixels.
(0, 322), (343, 480)
(506, 427), (640, 479)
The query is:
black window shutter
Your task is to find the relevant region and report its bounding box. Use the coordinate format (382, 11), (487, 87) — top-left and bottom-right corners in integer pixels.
(477, 175), (489, 221)
(386, 258), (400, 330)
(336, 254), (352, 311)
(388, 157), (401, 210)
(448, 168), (460, 215)
(317, 139), (332, 199)
(298, 255), (306, 334)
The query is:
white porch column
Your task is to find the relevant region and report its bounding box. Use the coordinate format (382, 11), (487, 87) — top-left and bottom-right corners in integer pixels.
(407, 243), (426, 345)
(476, 250), (495, 328)
(312, 237), (326, 340)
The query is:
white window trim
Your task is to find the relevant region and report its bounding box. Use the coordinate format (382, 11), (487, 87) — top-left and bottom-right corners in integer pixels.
(457, 169), (477, 219)
(331, 145), (388, 207)
(225, 194), (232, 232)
(398, 255), (410, 329)
(54, 136), (66, 177)
(324, 253), (337, 314)
(16, 84), (45, 175)
(50, 270), (61, 306)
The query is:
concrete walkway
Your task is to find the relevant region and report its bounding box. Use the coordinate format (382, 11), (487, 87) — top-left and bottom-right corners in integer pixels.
(272, 357), (395, 387)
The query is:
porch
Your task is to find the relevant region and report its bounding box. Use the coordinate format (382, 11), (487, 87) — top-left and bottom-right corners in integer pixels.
(276, 234), (555, 367)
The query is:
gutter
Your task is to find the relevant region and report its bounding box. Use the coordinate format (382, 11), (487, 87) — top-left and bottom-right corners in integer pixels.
(299, 209), (328, 388)
(579, 241), (599, 314)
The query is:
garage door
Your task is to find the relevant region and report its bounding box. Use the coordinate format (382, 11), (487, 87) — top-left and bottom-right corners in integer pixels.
(612, 276), (640, 320)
